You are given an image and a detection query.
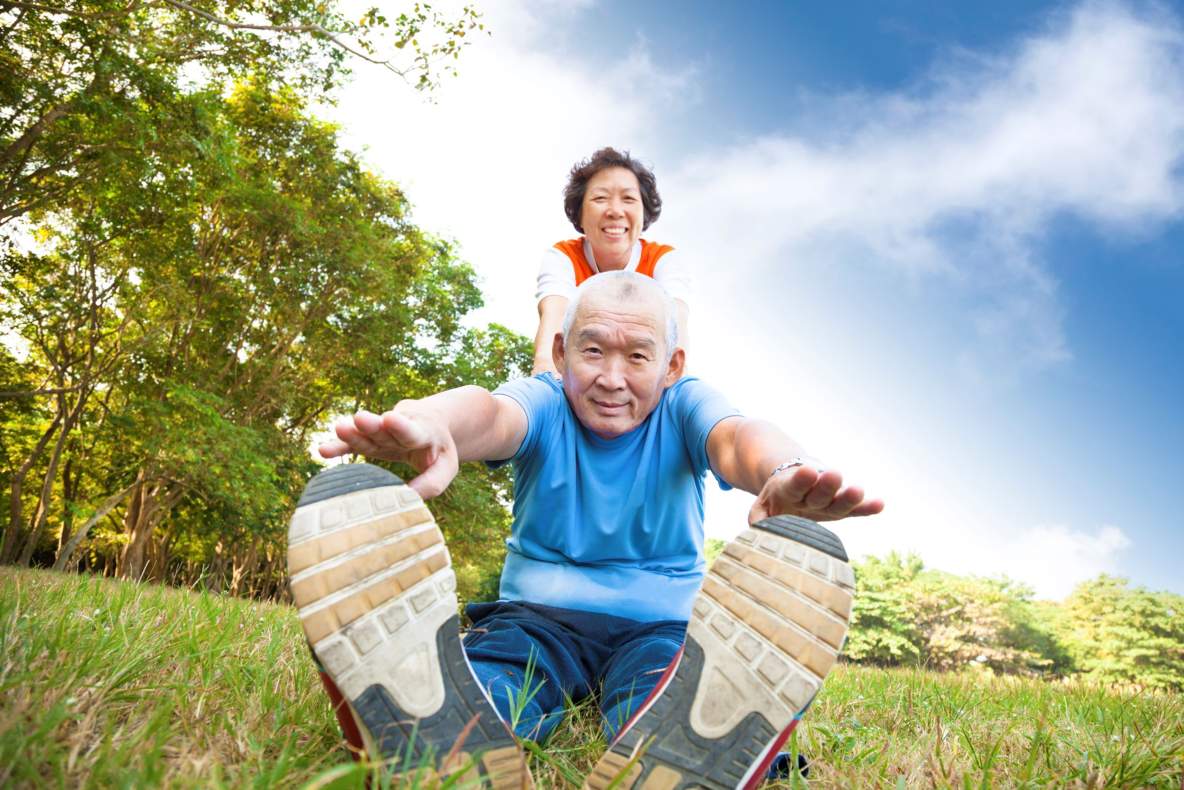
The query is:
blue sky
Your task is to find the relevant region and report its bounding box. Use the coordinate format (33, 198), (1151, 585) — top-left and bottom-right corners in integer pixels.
(330, 0), (1184, 598)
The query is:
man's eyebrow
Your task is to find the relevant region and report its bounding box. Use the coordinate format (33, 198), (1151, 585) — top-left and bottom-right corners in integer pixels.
(575, 328), (657, 350)
(575, 327), (607, 344)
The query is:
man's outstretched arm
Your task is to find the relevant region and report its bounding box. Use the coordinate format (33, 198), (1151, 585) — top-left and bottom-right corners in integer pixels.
(319, 385), (527, 499)
(706, 416), (884, 523)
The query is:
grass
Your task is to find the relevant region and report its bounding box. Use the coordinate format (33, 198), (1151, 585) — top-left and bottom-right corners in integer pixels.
(2, 567), (1182, 789)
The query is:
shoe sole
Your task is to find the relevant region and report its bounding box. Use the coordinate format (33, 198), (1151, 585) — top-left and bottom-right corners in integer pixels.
(288, 462), (532, 788)
(584, 515), (854, 790)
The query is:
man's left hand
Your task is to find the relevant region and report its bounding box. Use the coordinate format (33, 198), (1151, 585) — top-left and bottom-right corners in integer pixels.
(748, 465), (884, 524)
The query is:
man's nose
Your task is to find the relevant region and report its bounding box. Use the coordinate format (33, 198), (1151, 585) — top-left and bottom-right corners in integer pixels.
(597, 356), (627, 389)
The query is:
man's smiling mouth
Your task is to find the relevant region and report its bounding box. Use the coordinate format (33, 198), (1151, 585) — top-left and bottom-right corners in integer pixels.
(592, 399), (627, 410)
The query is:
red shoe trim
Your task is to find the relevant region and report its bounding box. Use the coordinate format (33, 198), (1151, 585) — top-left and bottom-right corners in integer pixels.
(319, 670), (366, 760)
(740, 717), (801, 790)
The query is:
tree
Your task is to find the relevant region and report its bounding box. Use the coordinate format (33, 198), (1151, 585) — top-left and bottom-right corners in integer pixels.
(0, 217), (135, 564)
(2, 73), (530, 603)
(845, 553), (1064, 676)
(909, 572), (1051, 674)
(845, 552), (925, 664)
(1055, 575), (1184, 690)
(0, 0), (483, 226)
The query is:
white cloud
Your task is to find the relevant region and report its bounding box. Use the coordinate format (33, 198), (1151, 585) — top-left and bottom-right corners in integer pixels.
(334, 1), (1184, 378)
(824, 506), (1133, 600)
(905, 521), (1133, 600)
(666, 0), (1184, 384)
(1003, 524), (1132, 598)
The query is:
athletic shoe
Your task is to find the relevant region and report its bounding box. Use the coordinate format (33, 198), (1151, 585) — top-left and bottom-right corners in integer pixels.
(287, 462), (532, 787)
(584, 515), (854, 790)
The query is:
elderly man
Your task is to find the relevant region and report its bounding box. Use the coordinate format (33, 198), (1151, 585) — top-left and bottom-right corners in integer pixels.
(287, 272), (882, 788)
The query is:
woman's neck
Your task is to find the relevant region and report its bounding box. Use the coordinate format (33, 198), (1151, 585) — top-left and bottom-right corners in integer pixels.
(588, 241), (632, 271)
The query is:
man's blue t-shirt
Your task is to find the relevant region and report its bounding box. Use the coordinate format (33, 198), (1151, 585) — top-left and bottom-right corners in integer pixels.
(488, 373), (739, 622)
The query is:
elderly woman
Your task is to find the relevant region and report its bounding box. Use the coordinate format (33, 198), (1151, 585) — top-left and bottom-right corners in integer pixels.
(531, 147), (690, 375)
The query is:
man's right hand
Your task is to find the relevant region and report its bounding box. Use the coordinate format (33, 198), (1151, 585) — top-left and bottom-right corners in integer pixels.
(318, 405), (460, 499)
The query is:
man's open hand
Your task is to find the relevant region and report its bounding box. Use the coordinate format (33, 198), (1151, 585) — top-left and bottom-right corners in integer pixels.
(318, 405), (459, 499)
(748, 465), (884, 524)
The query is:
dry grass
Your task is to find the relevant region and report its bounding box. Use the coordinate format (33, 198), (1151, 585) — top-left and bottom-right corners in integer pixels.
(793, 664), (1184, 788)
(2, 566), (1182, 788)
(0, 566), (341, 787)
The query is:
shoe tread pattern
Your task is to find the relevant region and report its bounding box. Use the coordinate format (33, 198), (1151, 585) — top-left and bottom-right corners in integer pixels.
(696, 524), (853, 710)
(586, 638), (775, 790)
(288, 461), (448, 648)
(297, 463), (405, 507)
(751, 514), (848, 562)
(289, 463), (532, 788)
(352, 616), (530, 787)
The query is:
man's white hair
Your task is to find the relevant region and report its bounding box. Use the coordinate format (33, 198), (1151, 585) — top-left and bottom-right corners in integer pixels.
(560, 271), (679, 361)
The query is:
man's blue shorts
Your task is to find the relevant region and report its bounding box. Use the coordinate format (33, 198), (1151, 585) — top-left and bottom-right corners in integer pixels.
(462, 601), (687, 743)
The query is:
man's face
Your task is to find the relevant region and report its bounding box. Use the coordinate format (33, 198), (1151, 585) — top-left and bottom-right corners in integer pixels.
(554, 292), (684, 439)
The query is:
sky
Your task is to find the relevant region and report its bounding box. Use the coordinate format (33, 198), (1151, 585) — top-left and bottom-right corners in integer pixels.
(324, 0), (1184, 599)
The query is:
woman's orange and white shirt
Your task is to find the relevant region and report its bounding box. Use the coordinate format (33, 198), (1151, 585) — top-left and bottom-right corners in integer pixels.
(534, 238), (693, 304)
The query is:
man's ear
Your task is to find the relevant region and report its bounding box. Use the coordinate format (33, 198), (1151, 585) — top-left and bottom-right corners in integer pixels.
(552, 332), (565, 374)
(663, 347), (685, 386)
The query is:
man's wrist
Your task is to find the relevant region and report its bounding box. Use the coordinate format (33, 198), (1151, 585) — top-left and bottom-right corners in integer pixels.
(768, 456), (826, 479)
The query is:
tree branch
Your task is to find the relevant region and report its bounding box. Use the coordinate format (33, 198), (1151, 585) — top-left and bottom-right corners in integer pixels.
(0, 0), (141, 19)
(0, 384), (86, 397)
(52, 481), (136, 571)
(157, 0), (411, 78)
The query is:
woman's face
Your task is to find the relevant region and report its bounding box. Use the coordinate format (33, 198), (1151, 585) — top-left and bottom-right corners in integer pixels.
(580, 166), (644, 266)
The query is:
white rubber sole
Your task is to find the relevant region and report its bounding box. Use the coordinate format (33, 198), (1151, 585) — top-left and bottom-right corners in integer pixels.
(288, 463), (532, 788)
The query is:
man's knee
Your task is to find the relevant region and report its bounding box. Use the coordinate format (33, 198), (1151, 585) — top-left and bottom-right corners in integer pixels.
(469, 659), (561, 742)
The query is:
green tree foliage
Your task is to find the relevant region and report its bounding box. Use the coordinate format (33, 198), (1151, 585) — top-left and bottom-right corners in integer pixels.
(1053, 575), (1184, 691)
(845, 552), (924, 664)
(909, 571), (1051, 674)
(704, 537), (726, 566)
(0, 0), (483, 226)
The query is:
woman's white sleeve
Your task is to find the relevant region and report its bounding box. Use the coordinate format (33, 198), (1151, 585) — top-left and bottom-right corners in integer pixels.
(535, 247), (577, 302)
(652, 250), (693, 305)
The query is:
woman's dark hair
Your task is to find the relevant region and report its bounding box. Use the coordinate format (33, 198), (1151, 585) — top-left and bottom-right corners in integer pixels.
(563, 147), (662, 233)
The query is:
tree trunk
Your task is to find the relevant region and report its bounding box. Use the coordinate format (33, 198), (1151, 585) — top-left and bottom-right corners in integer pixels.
(210, 539), (228, 591)
(119, 506), (156, 582)
(116, 477), (183, 581)
(148, 525), (172, 583)
(254, 543), (277, 599)
(229, 538), (258, 598)
(2, 414), (62, 563)
(52, 483), (135, 571)
(56, 457), (77, 559)
(16, 412), (71, 566)
(116, 472), (149, 579)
